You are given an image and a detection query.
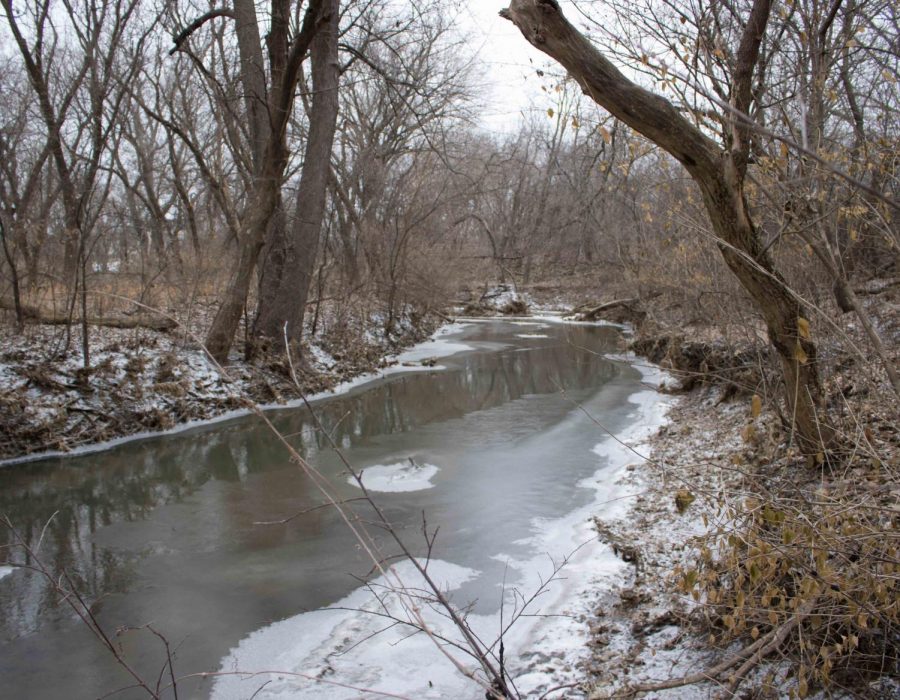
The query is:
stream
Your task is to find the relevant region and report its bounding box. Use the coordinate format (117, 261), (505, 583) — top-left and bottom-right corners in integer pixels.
(0, 319), (669, 699)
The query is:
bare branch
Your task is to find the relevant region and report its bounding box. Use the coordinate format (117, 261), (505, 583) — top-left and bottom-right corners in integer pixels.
(168, 9), (235, 56)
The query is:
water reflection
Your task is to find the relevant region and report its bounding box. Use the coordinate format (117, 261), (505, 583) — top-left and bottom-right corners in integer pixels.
(0, 321), (625, 698)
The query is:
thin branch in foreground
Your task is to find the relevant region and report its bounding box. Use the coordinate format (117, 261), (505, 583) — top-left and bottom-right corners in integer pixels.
(252, 497), (368, 525)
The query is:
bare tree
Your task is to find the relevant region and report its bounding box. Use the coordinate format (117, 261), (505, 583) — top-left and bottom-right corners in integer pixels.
(169, 0), (329, 362)
(253, 0), (340, 351)
(3, 0), (151, 368)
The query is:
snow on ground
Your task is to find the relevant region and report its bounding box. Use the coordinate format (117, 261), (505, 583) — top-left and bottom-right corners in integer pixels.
(348, 460), (440, 493)
(0, 322), (474, 467)
(0, 565), (15, 580)
(579, 382), (752, 698)
(515, 333), (549, 338)
(211, 362), (676, 700)
(306, 342), (337, 371)
(484, 285), (532, 311)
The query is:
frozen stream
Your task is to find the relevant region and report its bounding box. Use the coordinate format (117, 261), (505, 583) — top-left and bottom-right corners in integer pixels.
(0, 320), (670, 699)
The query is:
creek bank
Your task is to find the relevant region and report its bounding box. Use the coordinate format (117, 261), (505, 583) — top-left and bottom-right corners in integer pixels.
(579, 377), (898, 699)
(568, 295), (900, 698)
(579, 383), (746, 698)
(0, 306), (443, 462)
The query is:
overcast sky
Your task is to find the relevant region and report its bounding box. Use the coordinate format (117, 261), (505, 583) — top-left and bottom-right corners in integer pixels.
(458, 3), (566, 134)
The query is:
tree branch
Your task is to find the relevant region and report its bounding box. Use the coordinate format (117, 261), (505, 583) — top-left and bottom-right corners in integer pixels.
(169, 8), (235, 56)
(731, 0), (772, 174)
(499, 0), (721, 178)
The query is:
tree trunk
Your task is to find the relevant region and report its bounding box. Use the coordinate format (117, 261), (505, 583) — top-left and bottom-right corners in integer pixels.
(232, 0), (270, 169)
(255, 0), (340, 352)
(0, 214), (24, 331)
(204, 183), (279, 362)
(199, 0), (325, 363)
(501, 0), (832, 453)
(253, 191), (288, 346)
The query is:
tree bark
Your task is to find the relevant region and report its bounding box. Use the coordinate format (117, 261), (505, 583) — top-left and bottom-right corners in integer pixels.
(501, 0), (832, 453)
(254, 0), (340, 351)
(204, 177), (281, 362)
(232, 0), (270, 171)
(0, 215), (24, 331)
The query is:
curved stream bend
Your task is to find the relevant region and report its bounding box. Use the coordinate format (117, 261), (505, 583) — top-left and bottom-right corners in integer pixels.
(0, 320), (671, 699)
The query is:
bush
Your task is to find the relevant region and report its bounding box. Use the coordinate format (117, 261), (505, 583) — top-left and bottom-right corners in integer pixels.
(676, 480), (898, 696)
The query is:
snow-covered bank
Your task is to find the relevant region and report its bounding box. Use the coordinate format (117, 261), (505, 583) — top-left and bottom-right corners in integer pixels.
(581, 386), (749, 698)
(0, 321), (473, 467)
(211, 362), (676, 699)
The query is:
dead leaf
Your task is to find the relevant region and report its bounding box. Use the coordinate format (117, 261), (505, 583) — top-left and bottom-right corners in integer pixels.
(751, 394), (762, 418)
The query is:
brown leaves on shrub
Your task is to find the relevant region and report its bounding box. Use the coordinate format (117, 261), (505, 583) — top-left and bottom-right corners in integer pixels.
(677, 491), (898, 695)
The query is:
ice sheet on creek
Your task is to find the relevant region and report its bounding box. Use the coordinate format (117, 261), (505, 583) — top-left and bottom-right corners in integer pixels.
(212, 559), (479, 699)
(212, 363), (675, 700)
(348, 460), (440, 493)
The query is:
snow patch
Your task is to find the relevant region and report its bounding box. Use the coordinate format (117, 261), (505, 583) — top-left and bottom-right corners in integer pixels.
(349, 461), (439, 493)
(0, 565), (15, 580)
(515, 333), (549, 338)
(307, 343), (337, 370)
(478, 284), (532, 312)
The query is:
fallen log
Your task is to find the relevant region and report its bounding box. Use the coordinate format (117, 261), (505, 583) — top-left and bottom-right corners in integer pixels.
(573, 292), (663, 324)
(579, 297), (639, 317)
(573, 297), (644, 324)
(0, 298), (177, 332)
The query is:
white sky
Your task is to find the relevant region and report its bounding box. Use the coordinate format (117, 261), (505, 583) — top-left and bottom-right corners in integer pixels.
(458, 2), (570, 134)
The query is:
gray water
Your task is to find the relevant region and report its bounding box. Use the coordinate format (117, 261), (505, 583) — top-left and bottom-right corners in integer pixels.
(0, 320), (644, 699)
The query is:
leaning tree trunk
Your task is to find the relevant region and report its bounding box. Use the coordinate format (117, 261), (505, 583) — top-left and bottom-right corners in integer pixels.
(255, 0), (340, 352)
(501, 0), (833, 453)
(204, 182), (280, 362)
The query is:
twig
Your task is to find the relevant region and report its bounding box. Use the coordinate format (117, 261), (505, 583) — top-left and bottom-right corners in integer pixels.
(621, 597), (819, 697)
(252, 497), (367, 525)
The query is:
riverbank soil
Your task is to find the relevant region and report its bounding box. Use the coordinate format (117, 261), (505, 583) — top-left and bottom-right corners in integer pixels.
(0, 299), (439, 461)
(516, 273), (899, 698)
